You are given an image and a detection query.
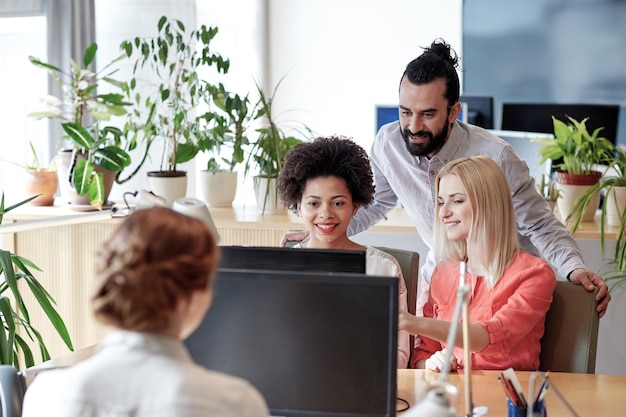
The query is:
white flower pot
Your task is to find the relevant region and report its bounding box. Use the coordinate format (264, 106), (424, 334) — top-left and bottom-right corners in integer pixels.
(198, 170), (237, 207)
(605, 186), (626, 226)
(556, 183), (599, 222)
(146, 171), (187, 205)
(253, 176), (285, 214)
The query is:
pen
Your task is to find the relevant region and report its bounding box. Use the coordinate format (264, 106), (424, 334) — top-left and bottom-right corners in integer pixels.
(498, 375), (523, 407)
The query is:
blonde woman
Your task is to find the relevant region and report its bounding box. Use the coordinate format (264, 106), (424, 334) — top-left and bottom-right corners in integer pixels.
(400, 156), (555, 371)
(22, 207), (268, 417)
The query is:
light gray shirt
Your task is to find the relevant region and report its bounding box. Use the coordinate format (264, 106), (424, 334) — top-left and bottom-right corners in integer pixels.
(22, 330), (269, 417)
(349, 120), (585, 284)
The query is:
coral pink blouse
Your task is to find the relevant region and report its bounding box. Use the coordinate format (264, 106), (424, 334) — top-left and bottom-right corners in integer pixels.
(411, 251), (556, 370)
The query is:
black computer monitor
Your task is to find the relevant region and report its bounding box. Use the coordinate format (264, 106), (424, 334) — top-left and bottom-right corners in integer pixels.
(460, 95), (494, 129)
(218, 245), (367, 274)
(501, 103), (620, 145)
(185, 268), (398, 417)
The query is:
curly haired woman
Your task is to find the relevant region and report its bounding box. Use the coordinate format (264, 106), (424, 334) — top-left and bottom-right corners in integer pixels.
(278, 135), (410, 367)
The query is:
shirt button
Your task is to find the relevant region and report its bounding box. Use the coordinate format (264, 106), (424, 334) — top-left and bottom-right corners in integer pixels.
(430, 170), (435, 176)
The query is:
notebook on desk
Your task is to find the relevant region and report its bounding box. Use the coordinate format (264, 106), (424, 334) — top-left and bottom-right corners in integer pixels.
(185, 268), (398, 417)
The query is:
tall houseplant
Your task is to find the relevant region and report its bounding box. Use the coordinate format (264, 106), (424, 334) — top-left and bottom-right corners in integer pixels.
(533, 116), (614, 223)
(121, 16), (231, 203)
(0, 193), (73, 367)
(28, 43), (134, 209)
(196, 90), (252, 207)
(244, 78), (311, 214)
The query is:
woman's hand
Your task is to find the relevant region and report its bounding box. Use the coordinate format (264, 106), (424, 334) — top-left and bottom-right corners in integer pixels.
(425, 348), (459, 373)
(279, 230), (310, 247)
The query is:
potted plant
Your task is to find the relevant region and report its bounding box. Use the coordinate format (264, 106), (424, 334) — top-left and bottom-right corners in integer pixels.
(28, 43), (134, 210)
(244, 77), (311, 214)
(0, 193), (73, 367)
(196, 88), (252, 207)
(1, 142), (58, 206)
(536, 173), (560, 214)
(533, 116), (615, 223)
(121, 16), (232, 204)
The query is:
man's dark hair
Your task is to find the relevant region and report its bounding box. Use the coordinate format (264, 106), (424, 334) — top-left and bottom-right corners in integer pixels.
(402, 39), (461, 107)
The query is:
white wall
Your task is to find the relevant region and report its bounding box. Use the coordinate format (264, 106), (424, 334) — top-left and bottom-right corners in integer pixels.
(266, 0), (463, 154)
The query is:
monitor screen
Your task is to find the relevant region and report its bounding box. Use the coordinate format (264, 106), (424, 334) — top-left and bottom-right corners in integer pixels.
(460, 95), (494, 129)
(489, 129), (554, 184)
(218, 246), (367, 274)
(185, 268), (398, 417)
(501, 103), (620, 145)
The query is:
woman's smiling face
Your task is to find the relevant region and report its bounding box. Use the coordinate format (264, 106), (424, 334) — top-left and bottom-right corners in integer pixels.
(297, 176), (358, 248)
(437, 173), (472, 242)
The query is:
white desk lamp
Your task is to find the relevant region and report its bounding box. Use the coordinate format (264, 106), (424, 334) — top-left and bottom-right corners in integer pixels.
(403, 261), (483, 417)
(114, 191), (220, 243)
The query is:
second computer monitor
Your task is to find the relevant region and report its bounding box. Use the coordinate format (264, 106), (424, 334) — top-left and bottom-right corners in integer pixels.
(218, 245), (367, 274)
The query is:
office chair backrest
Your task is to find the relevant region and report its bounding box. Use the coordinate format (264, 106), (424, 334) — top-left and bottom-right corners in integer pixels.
(0, 365), (25, 417)
(374, 247), (419, 315)
(539, 281), (599, 373)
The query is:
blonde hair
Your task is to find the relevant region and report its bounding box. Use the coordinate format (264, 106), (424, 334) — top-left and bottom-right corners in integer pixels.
(93, 207), (220, 332)
(434, 156), (519, 287)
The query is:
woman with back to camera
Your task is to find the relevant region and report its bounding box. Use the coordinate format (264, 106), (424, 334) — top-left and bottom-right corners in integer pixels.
(399, 155), (555, 371)
(277, 135), (410, 368)
(22, 207), (268, 417)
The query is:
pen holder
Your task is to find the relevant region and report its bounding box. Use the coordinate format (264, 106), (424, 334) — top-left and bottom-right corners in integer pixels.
(507, 399), (547, 417)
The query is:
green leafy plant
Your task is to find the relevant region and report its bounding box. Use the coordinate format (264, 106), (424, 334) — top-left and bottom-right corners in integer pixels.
(0, 193), (73, 367)
(121, 16), (232, 174)
(536, 173), (560, 203)
(28, 43), (134, 208)
(197, 89), (252, 173)
(567, 146), (626, 291)
(244, 77), (311, 180)
(243, 77), (312, 213)
(533, 116), (615, 175)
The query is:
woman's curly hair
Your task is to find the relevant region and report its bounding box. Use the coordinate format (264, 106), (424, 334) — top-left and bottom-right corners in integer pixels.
(277, 136), (375, 214)
(92, 207), (220, 333)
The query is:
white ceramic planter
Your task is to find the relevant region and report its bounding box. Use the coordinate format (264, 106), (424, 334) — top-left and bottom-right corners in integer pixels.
(198, 170), (237, 207)
(146, 171), (187, 205)
(605, 186), (626, 226)
(253, 176), (285, 214)
(556, 183), (599, 222)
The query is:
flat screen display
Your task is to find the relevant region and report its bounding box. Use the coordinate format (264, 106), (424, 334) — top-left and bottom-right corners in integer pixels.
(489, 129), (554, 184)
(501, 103), (620, 145)
(185, 268), (398, 417)
(218, 246), (367, 274)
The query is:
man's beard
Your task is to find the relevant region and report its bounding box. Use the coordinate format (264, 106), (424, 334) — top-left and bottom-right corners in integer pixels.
(401, 119), (450, 157)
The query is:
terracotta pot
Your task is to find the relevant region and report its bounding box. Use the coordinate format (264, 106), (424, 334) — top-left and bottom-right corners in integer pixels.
(56, 150), (116, 206)
(554, 170), (602, 185)
(23, 170), (58, 206)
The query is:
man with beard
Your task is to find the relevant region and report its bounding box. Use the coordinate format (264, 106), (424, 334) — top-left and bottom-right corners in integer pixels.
(283, 39), (610, 318)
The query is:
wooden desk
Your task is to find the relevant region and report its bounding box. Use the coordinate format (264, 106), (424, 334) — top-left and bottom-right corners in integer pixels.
(397, 369), (626, 416)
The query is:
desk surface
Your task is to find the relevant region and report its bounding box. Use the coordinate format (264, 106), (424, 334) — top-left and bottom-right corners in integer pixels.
(398, 369), (626, 416)
(25, 349), (626, 417)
